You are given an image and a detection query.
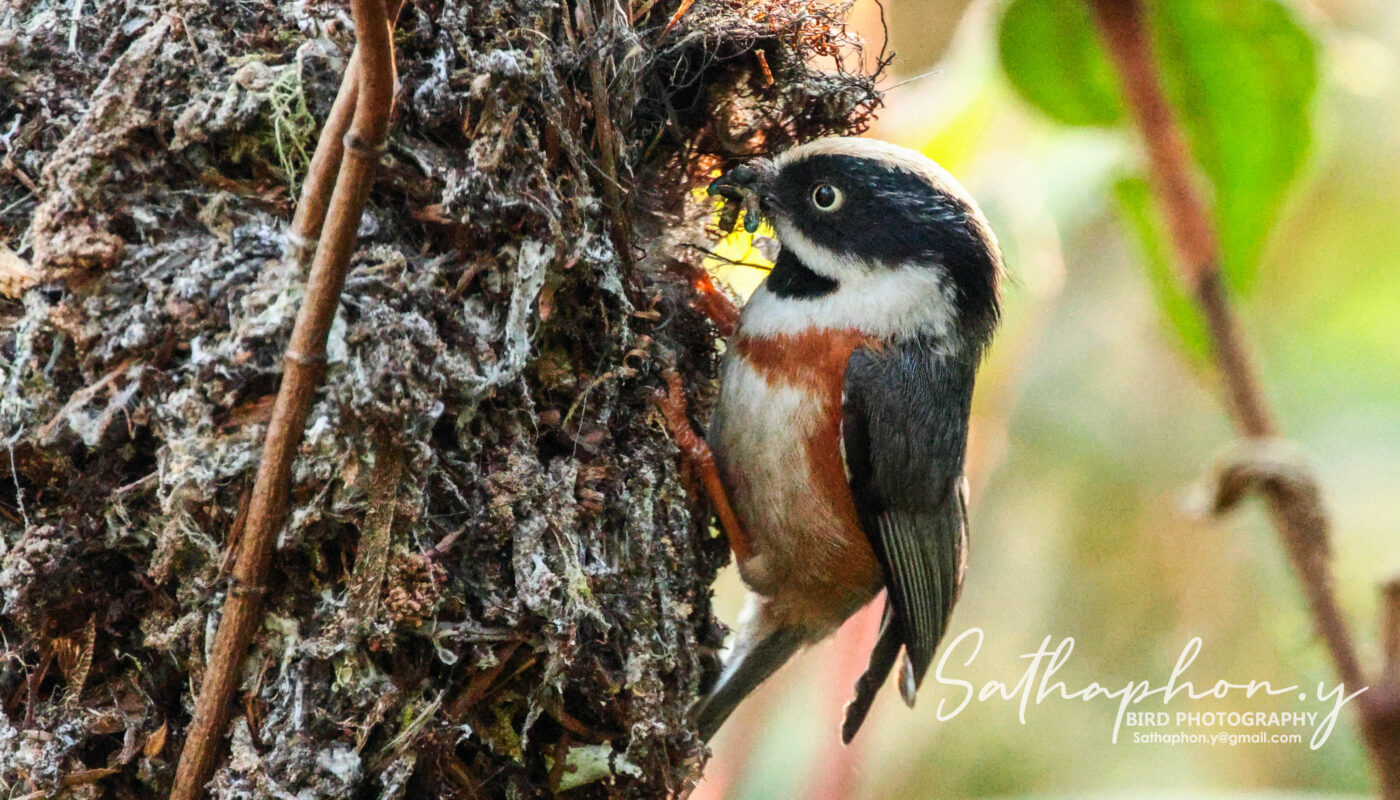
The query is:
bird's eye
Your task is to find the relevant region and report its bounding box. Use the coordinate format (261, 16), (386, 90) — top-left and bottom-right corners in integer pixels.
(810, 183), (843, 211)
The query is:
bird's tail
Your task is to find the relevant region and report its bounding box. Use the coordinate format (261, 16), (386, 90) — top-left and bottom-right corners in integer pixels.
(695, 599), (804, 742)
(840, 601), (901, 743)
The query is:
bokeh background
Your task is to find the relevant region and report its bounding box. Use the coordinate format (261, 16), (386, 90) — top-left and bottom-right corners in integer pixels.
(695, 0), (1400, 797)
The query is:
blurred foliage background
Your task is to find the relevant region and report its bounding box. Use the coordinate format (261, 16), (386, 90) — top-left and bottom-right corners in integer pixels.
(696, 0), (1399, 797)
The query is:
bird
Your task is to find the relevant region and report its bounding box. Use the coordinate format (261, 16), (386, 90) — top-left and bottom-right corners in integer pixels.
(674, 136), (1003, 744)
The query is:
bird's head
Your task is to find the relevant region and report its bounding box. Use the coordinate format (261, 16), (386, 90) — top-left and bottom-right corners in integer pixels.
(710, 137), (1003, 349)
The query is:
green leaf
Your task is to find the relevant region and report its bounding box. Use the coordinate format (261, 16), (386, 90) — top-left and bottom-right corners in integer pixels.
(1112, 176), (1212, 365)
(997, 0), (1318, 335)
(1152, 0), (1318, 293)
(997, 0), (1124, 127)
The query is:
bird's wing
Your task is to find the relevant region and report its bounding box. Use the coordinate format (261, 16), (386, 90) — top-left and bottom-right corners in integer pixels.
(840, 338), (974, 739)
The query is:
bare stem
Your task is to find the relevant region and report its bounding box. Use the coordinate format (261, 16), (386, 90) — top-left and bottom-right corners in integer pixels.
(288, 0), (405, 263)
(1377, 577), (1400, 794)
(168, 2), (396, 798)
(1384, 577), (1400, 688)
(574, 0), (633, 266)
(1085, 1), (1399, 796)
(286, 53), (360, 259)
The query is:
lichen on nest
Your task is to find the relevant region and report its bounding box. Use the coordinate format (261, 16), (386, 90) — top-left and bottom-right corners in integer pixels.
(0, 0), (881, 796)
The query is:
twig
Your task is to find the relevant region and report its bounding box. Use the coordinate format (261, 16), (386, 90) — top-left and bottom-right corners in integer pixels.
(1377, 577), (1400, 792)
(574, 0), (633, 267)
(658, 0), (697, 39)
(217, 487), (253, 577)
(1, 151), (39, 196)
(1086, 1), (1399, 796)
(445, 639), (527, 721)
(424, 526), (465, 561)
(0, 245), (40, 299)
(168, 1), (396, 797)
(754, 49), (774, 86)
(5, 439), (28, 530)
(112, 471), (157, 496)
(285, 54), (360, 262)
(286, 0), (405, 263)
(629, 0), (662, 25)
(36, 358), (134, 444)
(548, 731), (574, 791)
(61, 767), (119, 787)
(1383, 576), (1400, 689)
(66, 0), (83, 52)
(345, 440), (405, 622)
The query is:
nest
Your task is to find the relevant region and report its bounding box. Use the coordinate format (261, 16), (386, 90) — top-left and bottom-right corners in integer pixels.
(0, 0), (881, 796)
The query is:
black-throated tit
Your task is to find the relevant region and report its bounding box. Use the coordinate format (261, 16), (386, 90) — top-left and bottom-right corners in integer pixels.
(685, 137), (1003, 743)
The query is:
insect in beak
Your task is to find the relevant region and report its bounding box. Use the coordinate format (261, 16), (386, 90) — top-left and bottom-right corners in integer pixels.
(709, 162), (772, 234)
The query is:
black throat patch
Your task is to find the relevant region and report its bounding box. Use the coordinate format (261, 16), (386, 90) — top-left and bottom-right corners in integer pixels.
(764, 248), (838, 299)
(768, 153), (1000, 336)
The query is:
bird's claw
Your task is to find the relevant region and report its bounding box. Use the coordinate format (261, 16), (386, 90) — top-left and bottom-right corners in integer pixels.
(652, 368), (753, 562)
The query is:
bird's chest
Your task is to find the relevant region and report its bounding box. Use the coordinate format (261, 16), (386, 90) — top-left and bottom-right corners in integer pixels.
(709, 329), (881, 611)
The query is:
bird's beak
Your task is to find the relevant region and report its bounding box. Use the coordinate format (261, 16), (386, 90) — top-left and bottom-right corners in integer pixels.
(708, 159), (775, 232)
(707, 159), (774, 202)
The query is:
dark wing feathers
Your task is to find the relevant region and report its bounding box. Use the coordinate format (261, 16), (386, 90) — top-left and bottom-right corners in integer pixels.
(841, 603), (900, 744)
(841, 338), (975, 739)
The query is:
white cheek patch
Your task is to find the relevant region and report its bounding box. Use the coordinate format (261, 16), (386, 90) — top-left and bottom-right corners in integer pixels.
(741, 221), (959, 340)
(772, 221), (863, 281)
(738, 237), (958, 341)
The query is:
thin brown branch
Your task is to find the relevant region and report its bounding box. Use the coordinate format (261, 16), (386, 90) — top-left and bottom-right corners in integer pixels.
(1087, 0), (1274, 437)
(1377, 576), (1400, 795)
(1086, 1), (1398, 796)
(1383, 577), (1400, 689)
(659, 0), (697, 39)
(287, 0), (405, 261)
(35, 358), (133, 443)
(0, 245), (41, 299)
(168, 1), (396, 798)
(286, 54), (360, 260)
(345, 439), (405, 622)
(575, 0), (633, 267)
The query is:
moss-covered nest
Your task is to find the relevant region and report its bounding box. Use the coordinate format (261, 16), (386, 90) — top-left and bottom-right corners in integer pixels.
(0, 0), (881, 796)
